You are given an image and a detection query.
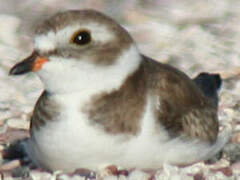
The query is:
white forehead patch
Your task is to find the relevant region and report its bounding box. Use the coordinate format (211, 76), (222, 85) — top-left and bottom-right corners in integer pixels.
(34, 32), (56, 52)
(34, 23), (114, 52)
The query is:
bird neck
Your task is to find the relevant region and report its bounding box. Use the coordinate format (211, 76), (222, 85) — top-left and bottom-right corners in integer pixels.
(39, 46), (142, 96)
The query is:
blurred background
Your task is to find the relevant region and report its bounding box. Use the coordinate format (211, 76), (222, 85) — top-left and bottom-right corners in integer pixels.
(1, 0), (240, 178)
(1, 0), (240, 128)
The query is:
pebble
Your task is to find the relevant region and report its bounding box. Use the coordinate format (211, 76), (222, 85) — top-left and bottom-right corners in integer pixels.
(0, 160), (21, 171)
(57, 174), (86, 180)
(7, 118), (29, 130)
(222, 143), (240, 163)
(231, 132), (240, 143)
(193, 173), (205, 180)
(231, 161), (240, 174)
(127, 170), (150, 180)
(29, 171), (52, 180)
(211, 167), (233, 177)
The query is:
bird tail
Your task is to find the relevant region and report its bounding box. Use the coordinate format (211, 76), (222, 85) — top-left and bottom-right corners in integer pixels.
(161, 127), (231, 166)
(193, 72), (222, 105)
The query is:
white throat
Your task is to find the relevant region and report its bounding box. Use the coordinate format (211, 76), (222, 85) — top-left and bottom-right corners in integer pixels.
(37, 45), (141, 95)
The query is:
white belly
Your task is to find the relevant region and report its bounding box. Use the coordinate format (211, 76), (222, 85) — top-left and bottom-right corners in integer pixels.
(30, 113), (134, 171)
(26, 94), (228, 172)
(27, 94), (166, 172)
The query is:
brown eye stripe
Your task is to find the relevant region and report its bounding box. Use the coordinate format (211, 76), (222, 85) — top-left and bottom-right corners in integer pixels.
(71, 29), (91, 45)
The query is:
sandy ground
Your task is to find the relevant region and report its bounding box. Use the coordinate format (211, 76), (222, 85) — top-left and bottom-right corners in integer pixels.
(1, 0), (240, 179)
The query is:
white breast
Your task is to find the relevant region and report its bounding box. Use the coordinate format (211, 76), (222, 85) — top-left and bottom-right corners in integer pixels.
(29, 92), (132, 171)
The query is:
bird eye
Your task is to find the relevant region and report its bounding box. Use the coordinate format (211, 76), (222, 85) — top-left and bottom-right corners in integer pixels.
(71, 30), (91, 45)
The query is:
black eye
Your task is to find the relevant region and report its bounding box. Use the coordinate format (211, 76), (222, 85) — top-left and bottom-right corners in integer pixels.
(71, 30), (91, 45)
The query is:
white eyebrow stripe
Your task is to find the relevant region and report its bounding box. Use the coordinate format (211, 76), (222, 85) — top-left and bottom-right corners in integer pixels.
(55, 23), (114, 43)
(34, 23), (114, 52)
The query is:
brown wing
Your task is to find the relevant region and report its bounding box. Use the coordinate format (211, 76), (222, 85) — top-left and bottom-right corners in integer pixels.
(143, 56), (219, 143)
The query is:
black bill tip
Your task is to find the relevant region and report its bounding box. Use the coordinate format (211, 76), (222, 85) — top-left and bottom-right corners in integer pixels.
(9, 61), (32, 75)
(9, 51), (38, 76)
